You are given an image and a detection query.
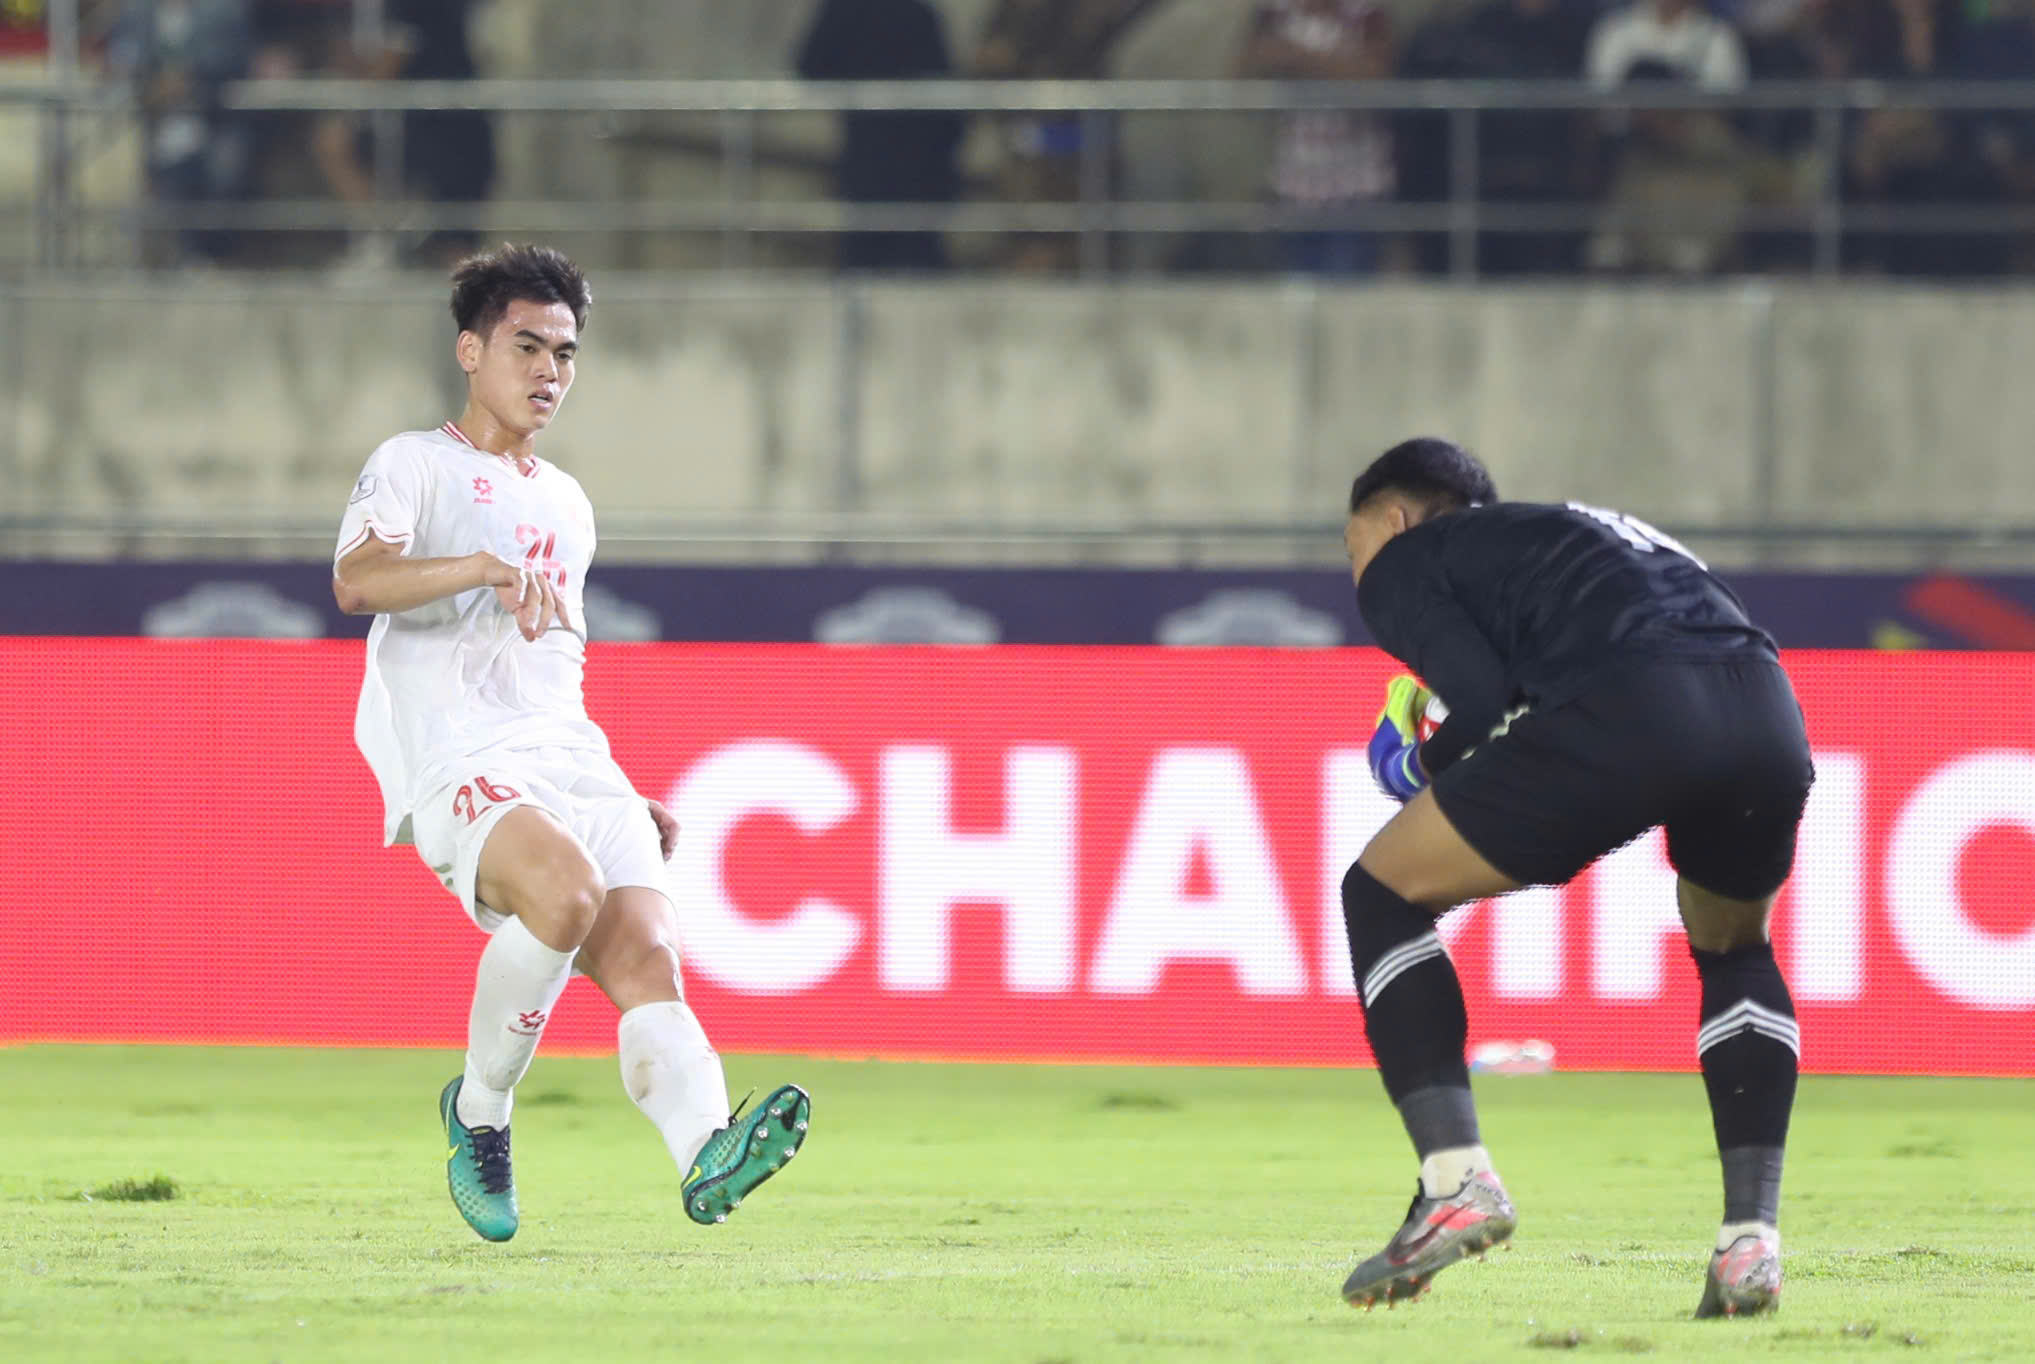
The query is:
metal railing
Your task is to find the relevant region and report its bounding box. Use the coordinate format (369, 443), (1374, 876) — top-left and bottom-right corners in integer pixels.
(12, 77), (2035, 276)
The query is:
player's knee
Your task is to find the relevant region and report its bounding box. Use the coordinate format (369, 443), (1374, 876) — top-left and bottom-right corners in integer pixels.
(519, 862), (606, 949)
(1685, 919), (1766, 955)
(1341, 860), (1436, 953)
(624, 938), (683, 996)
(556, 879), (606, 944)
(1353, 819), (1478, 910)
(588, 923), (683, 1010)
(1353, 851), (1444, 912)
(1678, 880), (1773, 954)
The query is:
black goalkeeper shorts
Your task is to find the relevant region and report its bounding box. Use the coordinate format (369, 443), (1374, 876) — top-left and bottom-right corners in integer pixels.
(1430, 654), (1814, 900)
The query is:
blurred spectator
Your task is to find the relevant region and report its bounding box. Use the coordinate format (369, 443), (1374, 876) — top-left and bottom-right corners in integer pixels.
(1237, 0), (1401, 277)
(1720, 0), (1816, 38)
(1949, 0), (2035, 271)
(1587, 0), (1748, 90)
(1401, 0), (1592, 274)
(1418, 0), (1591, 87)
(796, 0), (965, 273)
(249, 0), (351, 61)
(1747, 0), (1914, 80)
(974, 0), (1169, 272)
(105, 0), (255, 265)
(1743, 0), (1939, 270)
(311, 0), (495, 270)
(1586, 59), (1754, 274)
(1833, 0), (2003, 275)
(1582, 1), (1750, 275)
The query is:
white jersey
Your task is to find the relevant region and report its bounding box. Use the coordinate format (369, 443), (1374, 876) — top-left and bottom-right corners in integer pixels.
(336, 422), (609, 845)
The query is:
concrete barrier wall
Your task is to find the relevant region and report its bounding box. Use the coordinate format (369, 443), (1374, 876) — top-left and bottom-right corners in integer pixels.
(5, 280), (2031, 562)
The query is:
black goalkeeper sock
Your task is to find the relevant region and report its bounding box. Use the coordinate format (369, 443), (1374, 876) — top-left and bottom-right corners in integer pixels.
(1341, 861), (1479, 1156)
(1693, 941), (1799, 1226)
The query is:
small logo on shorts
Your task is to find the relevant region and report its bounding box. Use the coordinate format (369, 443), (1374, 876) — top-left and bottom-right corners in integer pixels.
(512, 1009), (548, 1035)
(473, 476), (494, 504)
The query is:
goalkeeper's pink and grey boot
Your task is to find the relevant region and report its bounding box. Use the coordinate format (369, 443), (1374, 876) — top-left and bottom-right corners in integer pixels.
(1342, 1170), (1517, 1309)
(1695, 1231), (1782, 1318)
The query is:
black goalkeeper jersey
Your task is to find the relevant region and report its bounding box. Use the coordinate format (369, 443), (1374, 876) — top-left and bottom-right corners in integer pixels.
(1355, 501), (1778, 775)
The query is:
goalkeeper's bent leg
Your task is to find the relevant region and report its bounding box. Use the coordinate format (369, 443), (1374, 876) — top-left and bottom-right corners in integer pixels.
(1341, 861), (1493, 1196)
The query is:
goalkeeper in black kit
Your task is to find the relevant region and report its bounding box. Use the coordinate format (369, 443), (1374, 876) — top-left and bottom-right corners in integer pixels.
(1335, 438), (1815, 1318)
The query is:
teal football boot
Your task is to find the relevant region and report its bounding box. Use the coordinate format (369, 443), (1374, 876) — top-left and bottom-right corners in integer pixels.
(682, 1084), (811, 1225)
(439, 1077), (519, 1242)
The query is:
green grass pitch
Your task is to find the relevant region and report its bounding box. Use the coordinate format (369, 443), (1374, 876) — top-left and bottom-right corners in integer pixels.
(3, 1046), (2032, 1363)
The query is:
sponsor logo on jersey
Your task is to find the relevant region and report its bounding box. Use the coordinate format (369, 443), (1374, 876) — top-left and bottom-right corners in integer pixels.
(472, 476), (494, 505)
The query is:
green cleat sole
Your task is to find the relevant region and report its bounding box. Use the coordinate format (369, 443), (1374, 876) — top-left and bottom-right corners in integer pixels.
(682, 1084), (811, 1226)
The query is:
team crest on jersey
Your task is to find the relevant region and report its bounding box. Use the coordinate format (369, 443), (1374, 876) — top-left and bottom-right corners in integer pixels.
(348, 474), (377, 504)
(472, 476), (493, 505)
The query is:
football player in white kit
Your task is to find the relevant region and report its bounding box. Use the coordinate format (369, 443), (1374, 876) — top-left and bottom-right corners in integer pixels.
(332, 244), (809, 1242)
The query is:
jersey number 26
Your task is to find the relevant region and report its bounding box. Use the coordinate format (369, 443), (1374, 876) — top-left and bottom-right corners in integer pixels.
(515, 523), (568, 589)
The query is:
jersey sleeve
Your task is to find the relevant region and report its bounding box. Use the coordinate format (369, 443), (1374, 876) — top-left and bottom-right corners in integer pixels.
(1357, 526), (1514, 775)
(335, 439), (430, 567)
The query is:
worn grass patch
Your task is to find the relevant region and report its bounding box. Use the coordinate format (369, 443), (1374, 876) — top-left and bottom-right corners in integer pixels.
(77, 1174), (178, 1203)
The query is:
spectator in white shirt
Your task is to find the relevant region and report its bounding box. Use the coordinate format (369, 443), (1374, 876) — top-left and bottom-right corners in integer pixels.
(1587, 0), (1748, 90)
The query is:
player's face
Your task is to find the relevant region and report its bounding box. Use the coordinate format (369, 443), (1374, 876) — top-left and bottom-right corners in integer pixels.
(459, 299), (579, 436)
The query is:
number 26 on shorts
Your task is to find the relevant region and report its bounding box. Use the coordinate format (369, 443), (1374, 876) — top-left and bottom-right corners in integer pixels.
(451, 774), (522, 825)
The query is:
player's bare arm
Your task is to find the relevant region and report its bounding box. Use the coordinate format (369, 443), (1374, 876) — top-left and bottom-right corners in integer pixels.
(333, 534), (567, 642)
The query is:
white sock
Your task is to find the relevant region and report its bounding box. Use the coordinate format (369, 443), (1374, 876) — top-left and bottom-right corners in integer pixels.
(456, 917), (577, 1130)
(1718, 1220), (1779, 1253)
(617, 1000), (730, 1174)
(1420, 1144), (1496, 1198)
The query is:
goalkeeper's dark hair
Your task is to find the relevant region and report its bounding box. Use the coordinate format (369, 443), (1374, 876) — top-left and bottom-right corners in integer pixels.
(1348, 438), (1497, 516)
(450, 243), (592, 338)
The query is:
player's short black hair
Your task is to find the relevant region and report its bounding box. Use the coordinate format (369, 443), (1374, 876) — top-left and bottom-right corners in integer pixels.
(1348, 438), (1498, 516)
(449, 243), (592, 338)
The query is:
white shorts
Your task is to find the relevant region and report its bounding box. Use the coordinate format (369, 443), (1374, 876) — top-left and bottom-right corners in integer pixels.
(410, 745), (670, 932)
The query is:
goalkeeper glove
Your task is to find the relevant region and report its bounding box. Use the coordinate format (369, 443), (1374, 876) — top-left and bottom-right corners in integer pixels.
(1368, 673), (1435, 803)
